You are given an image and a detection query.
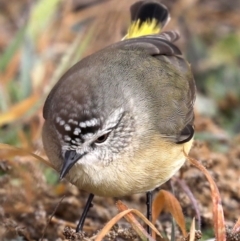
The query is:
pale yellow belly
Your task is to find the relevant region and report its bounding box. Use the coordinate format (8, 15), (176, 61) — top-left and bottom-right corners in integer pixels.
(67, 137), (193, 197)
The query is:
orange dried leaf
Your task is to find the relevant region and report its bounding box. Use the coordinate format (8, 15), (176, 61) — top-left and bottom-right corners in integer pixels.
(95, 201), (161, 241)
(95, 209), (142, 241)
(54, 183), (68, 196)
(0, 94), (39, 127)
(116, 201), (161, 240)
(185, 152), (226, 241)
(0, 143), (53, 168)
(152, 189), (187, 237)
(116, 201), (148, 238)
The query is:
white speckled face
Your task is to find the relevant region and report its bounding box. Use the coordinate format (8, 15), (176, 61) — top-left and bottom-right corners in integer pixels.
(54, 114), (101, 149)
(54, 107), (125, 149)
(53, 106), (135, 168)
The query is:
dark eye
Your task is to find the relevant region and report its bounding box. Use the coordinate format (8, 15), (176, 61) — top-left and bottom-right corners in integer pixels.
(95, 133), (110, 144)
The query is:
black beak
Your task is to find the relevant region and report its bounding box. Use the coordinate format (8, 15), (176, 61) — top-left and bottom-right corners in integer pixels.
(60, 150), (85, 179)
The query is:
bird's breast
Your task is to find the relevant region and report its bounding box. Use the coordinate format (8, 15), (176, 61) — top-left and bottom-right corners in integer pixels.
(66, 135), (193, 197)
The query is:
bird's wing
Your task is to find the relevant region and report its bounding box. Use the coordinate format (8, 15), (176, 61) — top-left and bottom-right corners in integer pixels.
(110, 32), (196, 144)
(112, 31), (182, 56)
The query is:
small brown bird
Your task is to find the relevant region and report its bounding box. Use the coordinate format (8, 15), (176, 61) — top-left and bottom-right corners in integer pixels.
(42, 0), (196, 233)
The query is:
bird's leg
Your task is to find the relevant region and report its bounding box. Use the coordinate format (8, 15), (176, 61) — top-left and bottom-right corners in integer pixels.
(76, 193), (95, 232)
(146, 191), (153, 235)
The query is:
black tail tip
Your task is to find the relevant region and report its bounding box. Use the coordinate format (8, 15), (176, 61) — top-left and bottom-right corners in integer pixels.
(130, 1), (170, 28)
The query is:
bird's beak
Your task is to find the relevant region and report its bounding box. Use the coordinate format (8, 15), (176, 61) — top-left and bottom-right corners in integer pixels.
(60, 150), (84, 179)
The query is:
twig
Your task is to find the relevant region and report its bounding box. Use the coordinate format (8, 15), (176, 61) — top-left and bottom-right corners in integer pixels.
(50, 216), (95, 231)
(40, 195), (65, 241)
(185, 152), (226, 241)
(174, 177), (201, 230)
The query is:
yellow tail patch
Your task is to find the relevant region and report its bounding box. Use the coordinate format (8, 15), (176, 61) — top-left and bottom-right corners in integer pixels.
(124, 19), (161, 39)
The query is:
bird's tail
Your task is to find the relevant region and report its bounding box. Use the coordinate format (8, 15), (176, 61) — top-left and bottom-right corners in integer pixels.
(124, 0), (170, 39)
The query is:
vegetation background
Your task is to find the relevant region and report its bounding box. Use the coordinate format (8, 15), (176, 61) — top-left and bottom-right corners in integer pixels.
(0, 0), (239, 240)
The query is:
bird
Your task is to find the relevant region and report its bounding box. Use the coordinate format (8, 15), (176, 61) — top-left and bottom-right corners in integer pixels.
(42, 0), (196, 234)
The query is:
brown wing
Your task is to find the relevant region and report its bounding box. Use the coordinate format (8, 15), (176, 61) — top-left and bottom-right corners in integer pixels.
(44, 32), (196, 144)
(110, 32), (196, 143)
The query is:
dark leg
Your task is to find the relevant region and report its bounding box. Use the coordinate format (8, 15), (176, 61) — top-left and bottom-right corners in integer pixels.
(146, 191), (152, 235)
(76, 193), (94, 232)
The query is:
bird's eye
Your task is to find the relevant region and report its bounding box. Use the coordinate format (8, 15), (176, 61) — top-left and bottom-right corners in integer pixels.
(95, 133), (110, 144)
